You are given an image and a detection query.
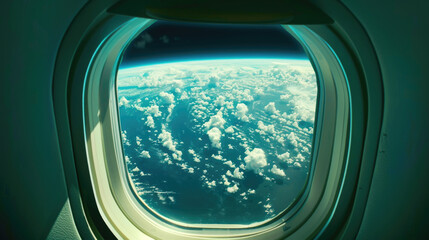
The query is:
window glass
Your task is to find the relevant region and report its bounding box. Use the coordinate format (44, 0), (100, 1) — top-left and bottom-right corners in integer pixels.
(117, 21), (317, 225)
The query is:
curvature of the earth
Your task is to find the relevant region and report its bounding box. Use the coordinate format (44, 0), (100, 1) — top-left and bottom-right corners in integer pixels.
(117, 58), (317, 225)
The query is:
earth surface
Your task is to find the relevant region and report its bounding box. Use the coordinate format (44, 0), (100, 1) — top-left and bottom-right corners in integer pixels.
(117, 58), (317, 226)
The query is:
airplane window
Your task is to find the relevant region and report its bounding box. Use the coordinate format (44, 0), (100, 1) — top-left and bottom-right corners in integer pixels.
(116, 21), (317, 226)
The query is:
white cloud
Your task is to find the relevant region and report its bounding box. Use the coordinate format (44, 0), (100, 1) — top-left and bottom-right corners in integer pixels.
(264, 102), (280, 115)
(158, 129), (177, 152)
(211, 154), (223, 161)
(159, 91), (175, 104)
(296, 153), (305, 162)
(203, 111), (226, 130)
(145, 116), (155, 128)
(287, 132), (299, 147)
(277, 152), (293, 165)
(222, 175), (230, 186)
(145, 105), (161, 117)
(206, 180), (216, 188)
(271, 165), (286, 177)
(118, 97), (130, 107)
(227, 184), (239, 193)
(293, 162), (302, 168)
(257, 121), (276, 135)
(235, 103), (249, 122)
(214, 96), (226, 106)
(244, 148), (267, 173)
(140, 150), (151, 158)
(225, 126), (234, 133)
(224, 160), (235, 168)
(207, 127), (222, 149)
(180, 91), (189, 100)
(227, 168), (244, 179)
(136, 136), (142, 146)
(208, 74), (220, 87)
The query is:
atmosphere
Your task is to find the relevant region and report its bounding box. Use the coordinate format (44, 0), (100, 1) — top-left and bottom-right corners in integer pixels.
(120, 21), (308, 68)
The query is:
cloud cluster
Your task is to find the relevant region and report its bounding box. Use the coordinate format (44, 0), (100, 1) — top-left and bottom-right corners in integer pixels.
(226, 168), (244, 179)
(140, 150), (151, 158)
(244, 148), (267, 173)
(227, 184), (239, 193)
(158, 130), (174, 151)
(257, 121), (276, 135)
(264, 102), (280, 115)
(207, 127), (222, 148)
(235, 103), (249, 122)
(203, 111), (226, 130)
(271, 165), (286, 177)
(159, 92), (175, 104)
(145, 116), (155, 128)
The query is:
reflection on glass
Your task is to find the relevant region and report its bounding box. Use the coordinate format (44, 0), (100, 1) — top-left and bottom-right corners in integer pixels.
(117, 58), (317, 225)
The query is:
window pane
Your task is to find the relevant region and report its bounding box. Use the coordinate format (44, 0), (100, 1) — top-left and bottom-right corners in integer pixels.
(117, 22), (317, 226)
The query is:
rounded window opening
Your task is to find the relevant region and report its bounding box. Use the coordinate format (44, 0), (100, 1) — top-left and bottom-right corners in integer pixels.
(116, 21), (318, 226)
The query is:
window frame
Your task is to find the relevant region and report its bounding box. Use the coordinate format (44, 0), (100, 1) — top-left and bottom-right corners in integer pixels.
(82, 18), (352, 239)
(52, 2), (383, 239)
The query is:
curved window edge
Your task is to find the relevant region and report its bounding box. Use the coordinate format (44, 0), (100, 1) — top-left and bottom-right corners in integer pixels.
(77, 17), (358, 240)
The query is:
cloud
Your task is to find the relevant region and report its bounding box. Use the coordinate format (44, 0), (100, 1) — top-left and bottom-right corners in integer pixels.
(287, 132), (299, 147)
(121, 130), (131, 146)
(180, 91), (189, 100)
(118, 97), (130, 108)
(221, 175), (230, 186)
(158, 129), (177, 152)
(145, 105), (161, 117)
(159, 92), (175, 104)
(277, 152), (293, 165)
(227, 184), (239, 193)
(203, 111), (226, 130)
(293, 162), (302, 168)
(271, 165), (286, 177)
(224, 160), (235, 168)
(235, 103), (249, 122)
(206, 180), (216, 188)
(264, 102), (280, 115)
(257, 121), (276, 135)
(208, 74), (220, 88)
(140, 150), (151, 158)
(211, 154), (223, 161)
(145, 116), (155, 128)
(225, 126), (234, 133)
(136, 136), (142, 146)
(244, 148), (267, 173)
(214, 96), (226, 106)
(227, 168), (244, 179)
(296, 153), (305, 162)
(207, 127), (222, 149)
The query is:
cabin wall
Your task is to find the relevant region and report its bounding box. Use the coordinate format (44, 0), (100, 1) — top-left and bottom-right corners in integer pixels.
(0, 1), (87, 239)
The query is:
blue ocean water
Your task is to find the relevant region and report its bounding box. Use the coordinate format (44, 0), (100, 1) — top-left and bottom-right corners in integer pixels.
(117, 59), (316, 225)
